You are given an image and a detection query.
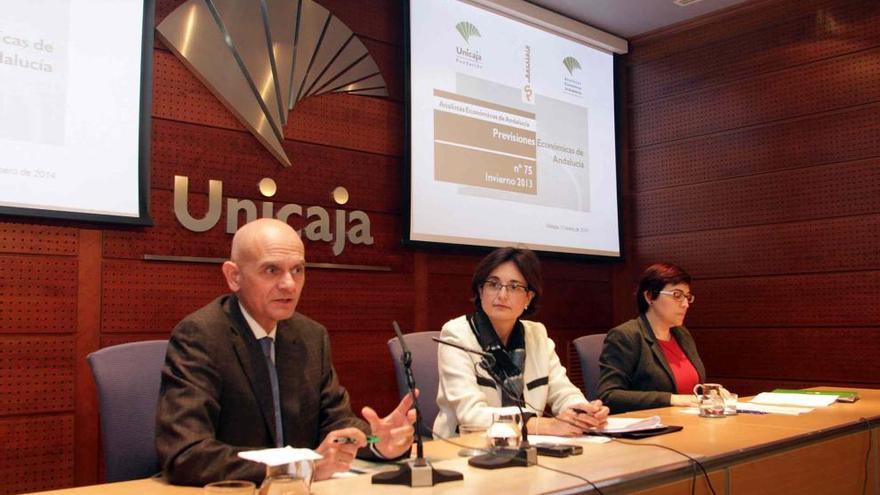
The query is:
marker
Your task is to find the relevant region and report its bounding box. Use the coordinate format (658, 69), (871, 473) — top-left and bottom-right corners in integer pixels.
(333, 435), (380, 444)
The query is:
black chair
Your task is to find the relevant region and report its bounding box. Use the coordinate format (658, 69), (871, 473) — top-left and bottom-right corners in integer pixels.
(572, 333), (607, 400)
(87, 340), (167, 482)
(387, 331), (441, 439)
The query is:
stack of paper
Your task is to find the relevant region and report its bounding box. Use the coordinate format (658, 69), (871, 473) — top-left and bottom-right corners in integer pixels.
(750, 392), (838, 408)
(737, 402), (813, 415)
(596, 416), (663, 433)
(238, 446), (323, 466)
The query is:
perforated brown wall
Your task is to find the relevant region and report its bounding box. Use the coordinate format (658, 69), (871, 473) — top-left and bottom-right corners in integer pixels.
(0, 415), (75, 494)
(0, 254), (78, 333)
(628, 0), (880, 395)
(0, 337), (75, 416)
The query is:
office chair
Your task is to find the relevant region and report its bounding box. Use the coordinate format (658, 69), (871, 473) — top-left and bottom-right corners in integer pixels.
(572, 333), (607, 400)
(387, 331), (441, 439)
(87, 340), (168, 482)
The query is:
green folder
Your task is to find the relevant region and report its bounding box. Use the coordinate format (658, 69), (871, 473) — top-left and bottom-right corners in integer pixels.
(771, 389), (860, 403)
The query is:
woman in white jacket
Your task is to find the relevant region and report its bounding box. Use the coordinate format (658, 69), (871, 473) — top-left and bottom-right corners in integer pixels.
(433, 247), (609, 439)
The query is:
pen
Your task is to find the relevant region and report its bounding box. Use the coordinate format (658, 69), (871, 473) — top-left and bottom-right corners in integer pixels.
(737, 410), (768, 415)
(572, 408), (594, 416)
(333, 435), (380, 444)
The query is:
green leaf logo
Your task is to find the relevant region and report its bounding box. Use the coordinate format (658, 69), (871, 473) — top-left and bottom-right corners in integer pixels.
(563, 56), (581, 75)
(456, 21), (481, 44)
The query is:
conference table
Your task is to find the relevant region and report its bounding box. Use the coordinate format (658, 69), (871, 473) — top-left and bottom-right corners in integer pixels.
(27, 387), (880, 495)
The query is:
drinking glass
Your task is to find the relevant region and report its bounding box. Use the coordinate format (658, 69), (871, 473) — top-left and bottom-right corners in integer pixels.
(724, 393), (738, 415)
(259, 461), (313, 495)
(698, 393), (725, 418)
(487, 412), (522, 450)
(457, 424), (488, 457)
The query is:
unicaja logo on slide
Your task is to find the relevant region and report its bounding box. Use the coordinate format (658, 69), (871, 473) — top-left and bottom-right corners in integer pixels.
(454, 21), (483, 69)
(563, 56), (582, 76)
(455, 21), (481, 44)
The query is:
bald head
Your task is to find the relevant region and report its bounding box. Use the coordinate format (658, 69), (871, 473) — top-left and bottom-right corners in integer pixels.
(223, 218), (306, 330)
(230, 218), (304, 264)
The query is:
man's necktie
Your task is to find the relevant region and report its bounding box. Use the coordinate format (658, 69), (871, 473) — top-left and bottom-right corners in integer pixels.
(259, 337), (284, 448)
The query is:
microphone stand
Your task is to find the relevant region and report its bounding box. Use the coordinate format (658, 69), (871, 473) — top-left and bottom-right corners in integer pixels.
(432, 339), (536, 469)
(372, 322), (463, 487)
(467, 379), (537, 470)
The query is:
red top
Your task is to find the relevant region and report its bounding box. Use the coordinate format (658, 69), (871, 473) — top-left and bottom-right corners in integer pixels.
(657, 336), (700, 394)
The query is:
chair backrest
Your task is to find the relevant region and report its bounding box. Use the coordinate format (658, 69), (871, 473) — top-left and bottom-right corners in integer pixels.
(387, 331), (441, 439)
(87, 340), (168, 482)
(573, 333), (607, 400)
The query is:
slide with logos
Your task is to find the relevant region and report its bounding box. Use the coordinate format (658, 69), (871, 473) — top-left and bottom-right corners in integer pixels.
(0, 0), (149, 222)
(408, 0), (620, 257)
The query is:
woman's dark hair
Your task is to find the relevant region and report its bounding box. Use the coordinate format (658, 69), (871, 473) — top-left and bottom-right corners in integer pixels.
(636, 262), (692, 314)
(471, 247), (543, 316)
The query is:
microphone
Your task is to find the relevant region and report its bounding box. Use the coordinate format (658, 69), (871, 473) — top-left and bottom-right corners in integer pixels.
(371, 322), (463, 488)
(436, 336), (536, 470)
(432, 337), (496, 369)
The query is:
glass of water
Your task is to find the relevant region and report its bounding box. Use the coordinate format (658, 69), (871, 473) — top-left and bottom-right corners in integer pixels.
(487, 412), (522, 450)
(457, 424), (488, 457)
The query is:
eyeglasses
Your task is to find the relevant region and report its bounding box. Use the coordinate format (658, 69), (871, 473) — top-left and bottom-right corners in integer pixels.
(659, 290), (695, 304)
(482, 280), (530, 296)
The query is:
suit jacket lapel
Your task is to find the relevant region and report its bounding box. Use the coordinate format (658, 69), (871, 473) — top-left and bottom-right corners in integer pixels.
(224, 296), (280, 446)
(638, 315), (676, 387)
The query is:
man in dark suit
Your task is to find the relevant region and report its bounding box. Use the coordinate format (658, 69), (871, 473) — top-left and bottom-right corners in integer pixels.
(156, 218), (415, 485)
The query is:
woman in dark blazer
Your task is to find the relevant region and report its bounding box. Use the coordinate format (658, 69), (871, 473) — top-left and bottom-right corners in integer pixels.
(598, 263), (707, 413)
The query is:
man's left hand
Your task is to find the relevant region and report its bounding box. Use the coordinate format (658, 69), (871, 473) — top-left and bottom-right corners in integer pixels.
(361, 390), (417, 459)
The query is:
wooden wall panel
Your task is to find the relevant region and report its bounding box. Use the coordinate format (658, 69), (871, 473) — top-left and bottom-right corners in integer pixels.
(101, 260), (227, 334)
(693, 327), (880, 382)
(636, 158), (880, 237)
(296, 270), (415, 335)
(629, 0), (880, 399)
(0, 255), (78, 334)
(150, 119), (402, 211)
(0, 336), (75, 415)
(632, 46), (880, 147)
(0, 222), (78, 256)
(0, 415), (74, 495)
(630, 0), (880, 104)
(539, 281), (614, 332)
(329, 330), (401, 416)
(685, 271), (880, 327)
(283, 94), (403, 156)
(632, 103), (880, 192)
(637, 215), (880, 279)
(626, 0), (840, 64)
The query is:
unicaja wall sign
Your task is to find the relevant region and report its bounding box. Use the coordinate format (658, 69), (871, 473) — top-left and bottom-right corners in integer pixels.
(157, 0), (386, 257)
(173, 175), (373, 256)
(156, 0), (389, 167)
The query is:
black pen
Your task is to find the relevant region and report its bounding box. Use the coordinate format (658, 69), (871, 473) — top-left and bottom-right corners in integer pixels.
(572, 408), (594, 416)
(333, 435), (379, 444)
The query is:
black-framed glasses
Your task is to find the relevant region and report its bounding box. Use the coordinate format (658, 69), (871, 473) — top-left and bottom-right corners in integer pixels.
(659, 289), (695, 304)
(482, 280), (530, 296)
